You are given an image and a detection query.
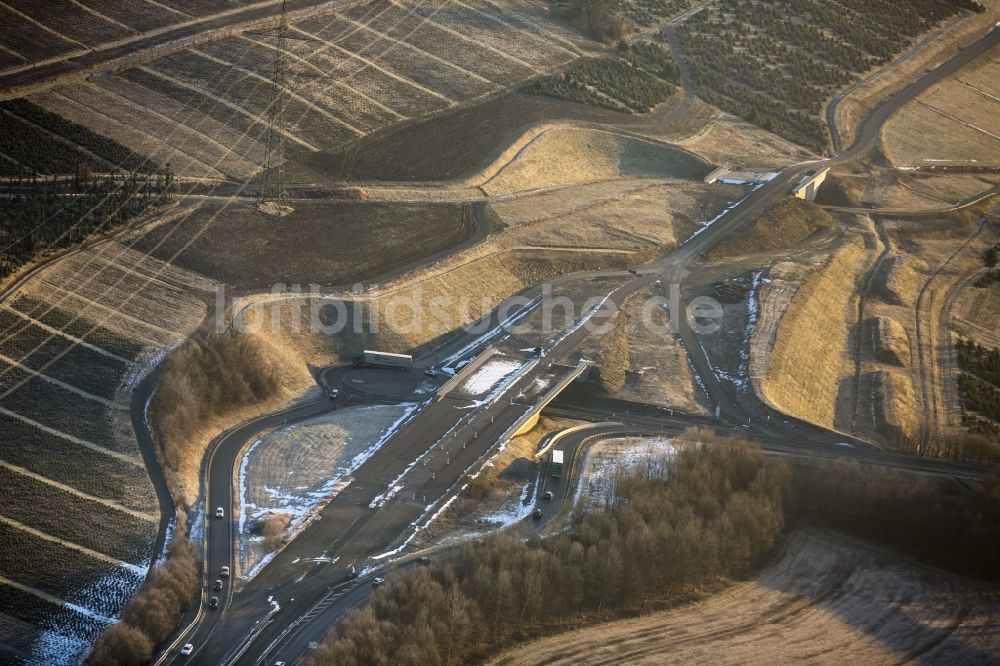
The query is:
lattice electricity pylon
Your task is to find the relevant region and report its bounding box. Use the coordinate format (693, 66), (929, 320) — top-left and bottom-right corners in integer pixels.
(257, 0), (291, 214)
(251, 2), (328, 216)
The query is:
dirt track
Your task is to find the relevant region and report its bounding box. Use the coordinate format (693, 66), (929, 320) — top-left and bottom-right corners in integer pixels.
(492, 529), (1000, 665)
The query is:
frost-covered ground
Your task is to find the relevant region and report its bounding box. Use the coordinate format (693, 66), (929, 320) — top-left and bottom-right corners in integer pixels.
(237, 403), (419, 577)
(19, 564), (146, 665)
(493, 528), (1000, 664)
(476, 479), (538, 528)
(574, 437), (677, 509)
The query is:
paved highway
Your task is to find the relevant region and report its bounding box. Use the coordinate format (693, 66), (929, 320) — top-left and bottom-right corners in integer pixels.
(158, 22), (1000, 666)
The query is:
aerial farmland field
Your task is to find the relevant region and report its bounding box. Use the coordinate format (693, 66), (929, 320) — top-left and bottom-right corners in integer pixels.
(0, 0), (998, 663)
(0, 236), (215, 663)
(16, 0), (590, 183)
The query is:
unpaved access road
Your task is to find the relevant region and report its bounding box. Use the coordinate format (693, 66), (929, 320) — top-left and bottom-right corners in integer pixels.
(492, 529), (1000, 666)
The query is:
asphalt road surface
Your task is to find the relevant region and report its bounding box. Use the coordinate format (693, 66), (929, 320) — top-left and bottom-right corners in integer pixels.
(161, 23), (1000, 666)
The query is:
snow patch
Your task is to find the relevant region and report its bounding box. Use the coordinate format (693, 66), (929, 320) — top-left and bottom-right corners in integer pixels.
(574, 438), (677, 508)
(460, 358), (523, 396)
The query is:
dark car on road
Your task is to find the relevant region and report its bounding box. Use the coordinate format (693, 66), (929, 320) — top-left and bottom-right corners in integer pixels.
(532, 508), (543, 519)
(209, 597), (219, 609)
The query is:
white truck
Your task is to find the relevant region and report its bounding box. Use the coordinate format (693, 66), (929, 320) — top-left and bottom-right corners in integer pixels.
(353, 350), (413, 370)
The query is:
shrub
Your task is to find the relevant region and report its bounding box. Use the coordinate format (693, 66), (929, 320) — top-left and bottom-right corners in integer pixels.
(85, 521), (199, 666)
(152, 330), (282, 505)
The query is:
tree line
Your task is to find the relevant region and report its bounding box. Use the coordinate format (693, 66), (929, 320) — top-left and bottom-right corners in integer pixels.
(956, 338), (1000, 440)
(0, 169), (174, 279)
(307, 436), (788, 664)
(0, 99), (157, 174)
(151, 329), (283, 507)
(526, 55), (676, 114)
(85, 520), (198, 666)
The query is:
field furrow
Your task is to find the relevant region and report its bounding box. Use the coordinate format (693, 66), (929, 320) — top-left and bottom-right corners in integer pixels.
(0, 521), (144, 619)
(0, 374), (129, 449)
(0, 306), (134, 365)
(450, 0), (579, 61)
(0, 467), (155, 564)
(29, 256), (207, 339)
(0, 582), (109, 662)
(2, 0), (131, 47)
(96, 241), (220, 295)
(31, 88), (228, 180)
(0, 45), (25, 72)
(122, 67), (275, 151)
(0, 411), (153, 511)
(190, 45), (368, 137)
(0, 110), (108, 174)
(219, 35), (404, 130)
(428, 2), (567, 69)
(75, 0), (185, 32)
(88, 79), (262, 179)
(5, 296), (147, 360)
(0, 316), (130, 400)
(261, 37), (408, 120)
(152, 51), (350, 151)
(17, 285), (178, 348)
(0, 355), (121, 409)
(324, 10), (497, 87)
(289, 29), (452, 115)
(361, 5), (535, 85)
(333, 22), (496, 102)
(0, 3), (85, 59)
(0, 460), (155, 521)
(161, 0), (242, 17)
(467, 0), (589, 55)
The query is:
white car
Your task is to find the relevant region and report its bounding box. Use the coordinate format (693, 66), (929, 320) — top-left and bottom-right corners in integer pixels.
(215, 507), (224, 519)
(221, 566), (230, 577)
(180, 644), (194, 656)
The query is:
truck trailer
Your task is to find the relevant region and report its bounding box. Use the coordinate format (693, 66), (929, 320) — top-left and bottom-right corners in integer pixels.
(551, 450), (564, 478)
(353, 350), (413, 370)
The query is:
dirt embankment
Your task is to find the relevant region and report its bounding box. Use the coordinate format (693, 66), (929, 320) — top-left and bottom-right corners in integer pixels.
(757, 235), (869, 431)
(870, 368), (919, 443)
(868, 315), (911, 366)
(593, 311), (630, 394)
(471, 125), (711, 196)
(875, 255), (928, 306)
(952, 281), (1000, 348)
(710, 196), (837, 259)
(151, 330), (311, 506)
